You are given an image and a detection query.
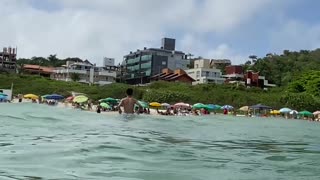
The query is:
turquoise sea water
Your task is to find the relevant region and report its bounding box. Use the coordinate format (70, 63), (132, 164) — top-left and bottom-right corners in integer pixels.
(0, 103), (320, 180)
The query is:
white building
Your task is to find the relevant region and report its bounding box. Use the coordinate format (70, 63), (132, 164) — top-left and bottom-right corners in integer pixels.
(103, 57), (115, 67)
(52, 60), (116, 85)
(186, 59), (225, 85)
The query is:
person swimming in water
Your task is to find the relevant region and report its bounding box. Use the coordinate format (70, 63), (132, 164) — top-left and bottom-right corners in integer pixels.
(117, 88), (142, 114)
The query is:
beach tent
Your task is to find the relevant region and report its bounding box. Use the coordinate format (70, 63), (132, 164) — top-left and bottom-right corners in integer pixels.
(250, 104), (272, 110)
(24, 94), (39, 100)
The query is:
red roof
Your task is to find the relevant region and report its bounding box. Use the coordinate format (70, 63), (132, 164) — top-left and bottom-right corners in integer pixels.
(23, 64), (55, 73)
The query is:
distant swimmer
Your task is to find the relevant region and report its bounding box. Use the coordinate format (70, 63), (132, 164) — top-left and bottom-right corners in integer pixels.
(117, 88), (142, 114)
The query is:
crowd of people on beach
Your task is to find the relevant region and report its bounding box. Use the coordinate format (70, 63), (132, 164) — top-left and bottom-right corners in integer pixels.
(2, 89), (319, 122)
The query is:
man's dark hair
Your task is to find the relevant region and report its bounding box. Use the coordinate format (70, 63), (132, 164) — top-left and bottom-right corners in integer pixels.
(126, 88), (133, 96)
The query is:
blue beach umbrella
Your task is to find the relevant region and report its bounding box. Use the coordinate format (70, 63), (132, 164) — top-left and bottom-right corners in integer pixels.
(44, 94), (64, 100)
(0, 93), (8, 96)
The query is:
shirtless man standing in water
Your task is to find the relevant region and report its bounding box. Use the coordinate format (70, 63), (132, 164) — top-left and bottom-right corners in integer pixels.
(117, 88), (142, 114)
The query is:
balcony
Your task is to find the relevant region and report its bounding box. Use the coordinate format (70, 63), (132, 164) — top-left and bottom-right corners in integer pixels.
(55, 69), (88, 74)
(98, 71), (117, 77)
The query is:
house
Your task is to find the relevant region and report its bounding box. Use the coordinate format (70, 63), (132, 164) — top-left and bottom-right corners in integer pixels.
(150, 68), (195, 84)
(186, 59), (225, 85)
(52, 59), (117, 85)
(223, 65), (276, 89)
(22, 64), (55, 78)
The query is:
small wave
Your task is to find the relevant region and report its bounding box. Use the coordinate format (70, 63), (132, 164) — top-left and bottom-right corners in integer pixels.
(24, 114), (63, 121)
(0, 114), (26, 121)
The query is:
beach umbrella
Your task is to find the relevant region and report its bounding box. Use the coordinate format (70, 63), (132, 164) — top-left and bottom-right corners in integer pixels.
(206, 104), (219, 110)
(0, 93), (8, 96)
(192, 103), (208, 109)
(279, 108), (292, 113)
(150, 102), (161, 107)
(138, 101), (149, 108)
(73, 95), (88, 103)
(100, 97), (118, 104)
(298, 110), (313, 117)
(174, 102), (190, 108)
(0, 95), (7, 100)
(239, 106), (249, 112)
(24, 94), (39, 100)
(270, 110), (280, 115)
(66, 96), (74, 101)
(100, 102), (111, 109)
(161, 103), (171, 107)
(289, 110), (298, 115)
(44, 94), (64, 100)
(221, 105), (234, 110)
(313, 111), (320, 115)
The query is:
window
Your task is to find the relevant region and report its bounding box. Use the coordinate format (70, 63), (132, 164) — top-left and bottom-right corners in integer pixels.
(162, 61), (166, 65)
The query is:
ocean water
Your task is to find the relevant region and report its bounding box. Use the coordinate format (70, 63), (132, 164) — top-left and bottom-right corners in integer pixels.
(0, 103), (320, 180)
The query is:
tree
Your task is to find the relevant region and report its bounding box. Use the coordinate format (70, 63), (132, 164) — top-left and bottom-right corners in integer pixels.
(249, 55), (257, 64)
(70, 73), (80, 82)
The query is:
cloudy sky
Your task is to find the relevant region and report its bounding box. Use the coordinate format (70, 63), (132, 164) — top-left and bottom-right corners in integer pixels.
(1, 0), (320, 65)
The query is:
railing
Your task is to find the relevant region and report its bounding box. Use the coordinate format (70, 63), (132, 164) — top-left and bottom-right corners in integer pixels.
(98, 71), (117, 77)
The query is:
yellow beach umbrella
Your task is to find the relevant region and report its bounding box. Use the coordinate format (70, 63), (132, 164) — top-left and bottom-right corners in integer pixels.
(270, 110), (280, 115)
(149, 102), (161, 107)
(24, 94), (39, 100)
(73, 95), (88, 103)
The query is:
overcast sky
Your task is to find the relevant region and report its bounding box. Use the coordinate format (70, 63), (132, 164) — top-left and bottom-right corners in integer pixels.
(1, 0), (320, 65)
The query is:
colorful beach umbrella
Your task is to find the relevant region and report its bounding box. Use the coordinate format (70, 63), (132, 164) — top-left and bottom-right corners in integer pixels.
(270, 110), (280, 115)
(299, 110), (313, 117)
(221, 105), (234, 110)
(192, 103), (208, 109)
(150, 102), (161, 107)
(138, 101), (149, 108)
(0, 93), (8, 96)
(161, 103), (171, 107)
(73, 95), (88, 103)
(100, 102), (111, 109)
(279, 108), (292, 113)
(174, 102), (190, 108)
(44, 94), (64, 100)
(24, 94), (39, 100)
(66, 96), (74, 101)
(206, 104), (220, 110)
(313, 111), (320, 115)
(100, 97), (118, 104)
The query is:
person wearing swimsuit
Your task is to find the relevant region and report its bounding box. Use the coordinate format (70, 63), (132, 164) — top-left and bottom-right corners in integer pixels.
(117, 88), (142, 114)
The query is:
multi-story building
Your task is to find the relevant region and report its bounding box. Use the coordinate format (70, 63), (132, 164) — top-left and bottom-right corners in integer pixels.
(0, 47), (17, 73)
(122, 38), (190, 84)
(186, 59), (225, 85)
(52, 59), (117, 85)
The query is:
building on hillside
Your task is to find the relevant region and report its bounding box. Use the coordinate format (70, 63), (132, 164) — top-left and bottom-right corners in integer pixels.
(186, 59), (225, 85)
(22, 64), (55, 78)
(223, 65), (276, 89)
(122, 38), (190, 85)
(52, 59), (117, 85)
(150, 68), (195, 84)
(223, 65), (244, 83)
(245, 70), (276, 89)
(0, 47), (17, 73)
